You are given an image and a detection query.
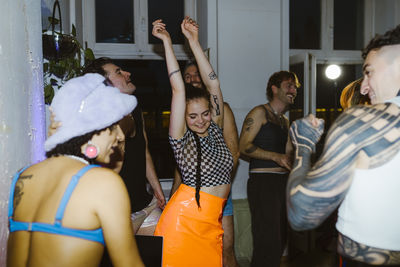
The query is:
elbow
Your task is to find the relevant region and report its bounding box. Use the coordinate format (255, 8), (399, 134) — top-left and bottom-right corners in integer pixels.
(287, 203), (321, 231)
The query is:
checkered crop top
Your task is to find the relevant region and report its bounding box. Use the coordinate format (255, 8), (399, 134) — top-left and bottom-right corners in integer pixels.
(169, 121), (233, 187)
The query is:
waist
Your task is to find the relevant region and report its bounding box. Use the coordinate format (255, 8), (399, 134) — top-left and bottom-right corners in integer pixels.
(250, 167), (288, 174)
(200, 183), (231, 199)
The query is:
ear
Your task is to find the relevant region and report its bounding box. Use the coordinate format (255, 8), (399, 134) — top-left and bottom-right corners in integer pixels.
(271, 85), (279, 95)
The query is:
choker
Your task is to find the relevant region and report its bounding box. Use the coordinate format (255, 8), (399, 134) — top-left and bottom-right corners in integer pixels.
(267, 103), (285, 129)
(64, 155), (89, 165)
(267, 102), (282, 117)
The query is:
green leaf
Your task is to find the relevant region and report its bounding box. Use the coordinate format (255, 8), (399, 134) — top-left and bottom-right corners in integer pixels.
(72, 24), (77, 37)
(84, 48), (95, 62)
(48, 17), (60, 25)
(44, 84), (55, 104)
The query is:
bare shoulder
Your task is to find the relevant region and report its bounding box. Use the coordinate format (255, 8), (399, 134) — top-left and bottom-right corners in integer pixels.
(325, 103), (400, 168)
(82, 167), (127, 194)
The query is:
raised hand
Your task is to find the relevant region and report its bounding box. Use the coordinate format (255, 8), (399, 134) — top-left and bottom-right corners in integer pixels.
(181, 16), (199, 42)
(152, 19), (170, 41)
(290, 114), (324, 153)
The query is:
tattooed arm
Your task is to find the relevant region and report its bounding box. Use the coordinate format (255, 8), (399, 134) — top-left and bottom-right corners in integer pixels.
(181, 16), (224, 127)
(287, 104), (400, 264)
(239, 105), (292, 170)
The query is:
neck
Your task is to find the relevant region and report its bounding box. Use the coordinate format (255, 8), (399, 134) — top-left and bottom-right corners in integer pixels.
(268, 100), (288, 115)
(63, 154), (90, 165)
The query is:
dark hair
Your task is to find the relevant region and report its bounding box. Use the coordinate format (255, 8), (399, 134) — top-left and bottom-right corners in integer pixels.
(266, 71), (301, 101)
(362, 25), (400, 59)
(184, 84), (210, 208)
(340, 78), (370, 109)
(46, 125), (116, 164)
(191, 130), (202, 208)
(82, 57), (114, 77)
(183, 59), (198, 75)
(185, 84), (210, 103)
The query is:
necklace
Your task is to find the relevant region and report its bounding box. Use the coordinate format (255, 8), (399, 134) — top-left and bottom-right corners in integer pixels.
(64, 155), (89, 165)
(267, 103), (286, 129)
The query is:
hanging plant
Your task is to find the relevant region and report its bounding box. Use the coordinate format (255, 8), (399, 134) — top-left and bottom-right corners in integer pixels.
(43, 0), (94, 104)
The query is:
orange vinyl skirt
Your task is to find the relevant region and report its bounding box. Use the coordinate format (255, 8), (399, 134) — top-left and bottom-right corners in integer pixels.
(155, 184), (226, 267)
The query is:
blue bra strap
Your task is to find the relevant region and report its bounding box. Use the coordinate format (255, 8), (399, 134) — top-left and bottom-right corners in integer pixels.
(54, 165), (100, 226)
(8, 166), (31, 218)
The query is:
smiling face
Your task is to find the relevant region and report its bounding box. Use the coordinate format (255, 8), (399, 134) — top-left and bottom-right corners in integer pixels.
(360, 46), (400, 104)
(85, 124), (125, 164)
(102, 63), (136, 95)
(273, 78), (298, 105)
(184, 65), (203, 89)
(185, 98), (211, 137)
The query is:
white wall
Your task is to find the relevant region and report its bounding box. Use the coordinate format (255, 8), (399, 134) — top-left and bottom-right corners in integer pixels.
(0, 0), (44, 263)
(373, 0), (400, 35)
(217, 0), (286, 199)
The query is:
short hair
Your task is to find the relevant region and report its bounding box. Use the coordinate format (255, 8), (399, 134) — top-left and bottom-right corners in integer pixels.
(185, 84), (210, 104)
(82, 57), (114, 76)
(266, 71), (301, 101)
(362, 25), (400, 59)
(340, 78), (371, 109)
(46, 125), (115, 164)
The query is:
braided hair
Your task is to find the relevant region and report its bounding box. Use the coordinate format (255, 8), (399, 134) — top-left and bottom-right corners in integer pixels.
(191, 130), (202, 208)
(185, 84), (211, 208)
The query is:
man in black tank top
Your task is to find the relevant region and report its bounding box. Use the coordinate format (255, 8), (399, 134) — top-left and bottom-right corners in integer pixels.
(82, 58), (166, 234)
(239, 71), (299, 267)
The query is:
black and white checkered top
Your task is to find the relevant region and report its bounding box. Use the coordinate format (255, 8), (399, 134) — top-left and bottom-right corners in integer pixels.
(169, 121), (233, 187)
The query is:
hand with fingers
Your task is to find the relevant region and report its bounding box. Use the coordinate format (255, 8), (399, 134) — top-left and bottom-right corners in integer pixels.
(48, 107), (62, 137)
(151, 19), (171, 42)
(181, 16), (199, 42)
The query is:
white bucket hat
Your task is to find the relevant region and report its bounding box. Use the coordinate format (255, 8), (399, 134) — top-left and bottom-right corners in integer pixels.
(45, 73), (137, 151)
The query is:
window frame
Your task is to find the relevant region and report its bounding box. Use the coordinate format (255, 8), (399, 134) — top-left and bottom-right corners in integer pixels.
(289, 0), (374, 62)
(82, 0), (196, 60)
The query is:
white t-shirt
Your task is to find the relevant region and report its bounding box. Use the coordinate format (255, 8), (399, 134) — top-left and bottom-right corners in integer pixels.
(336, 96), (400, 250)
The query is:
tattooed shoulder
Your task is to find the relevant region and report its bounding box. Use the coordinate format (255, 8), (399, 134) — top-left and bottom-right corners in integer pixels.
(14, 174), (33, 209)
(244, 117), (254, 131)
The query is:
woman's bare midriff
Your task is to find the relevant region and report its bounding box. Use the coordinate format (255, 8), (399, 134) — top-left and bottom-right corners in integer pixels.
(200, 183), (231, 199)
(249, 167), (288, 173)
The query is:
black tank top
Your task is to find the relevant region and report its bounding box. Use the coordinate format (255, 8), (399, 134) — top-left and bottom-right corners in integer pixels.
(119, 104), (152, 212)
(249, 105), (288, 169)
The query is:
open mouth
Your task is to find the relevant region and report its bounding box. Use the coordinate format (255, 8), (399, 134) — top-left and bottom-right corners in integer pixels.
(287, 94), (295, 101)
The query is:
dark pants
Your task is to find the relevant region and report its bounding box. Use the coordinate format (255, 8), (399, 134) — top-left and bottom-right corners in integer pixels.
(247, 172), (289, 267)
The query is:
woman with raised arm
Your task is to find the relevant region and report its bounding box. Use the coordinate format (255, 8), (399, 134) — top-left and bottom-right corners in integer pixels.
(7, 74), (144, 267)
(152, 17), (233, 267)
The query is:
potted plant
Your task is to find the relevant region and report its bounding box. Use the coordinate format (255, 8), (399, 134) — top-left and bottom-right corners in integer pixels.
(42, 0), (94, 104)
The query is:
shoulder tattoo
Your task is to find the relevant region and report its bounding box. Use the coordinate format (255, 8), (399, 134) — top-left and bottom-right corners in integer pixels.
(14, 174), (33, 209)
(244, 117), (254, 131)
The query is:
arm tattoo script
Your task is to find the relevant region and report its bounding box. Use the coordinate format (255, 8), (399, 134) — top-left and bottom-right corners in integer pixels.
(212, 95), (221, 115)
(287, 103), (400, 231)
(338, 234), (400, 265)
(168, 69), (180, 78)
(14, 174), (33, 209)
(208, 71), (217, 80)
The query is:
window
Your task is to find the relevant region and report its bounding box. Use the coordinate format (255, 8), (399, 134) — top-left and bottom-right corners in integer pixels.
(289, 0), (373, 130)
(83, 0), (196, 60)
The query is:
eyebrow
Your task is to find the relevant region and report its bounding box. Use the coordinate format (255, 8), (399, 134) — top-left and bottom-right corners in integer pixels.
(362, 64), (369, 71)
(115, 67), (121, 73)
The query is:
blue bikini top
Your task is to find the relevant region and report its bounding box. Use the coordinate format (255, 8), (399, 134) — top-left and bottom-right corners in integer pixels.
(8, 164), (105, 246)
